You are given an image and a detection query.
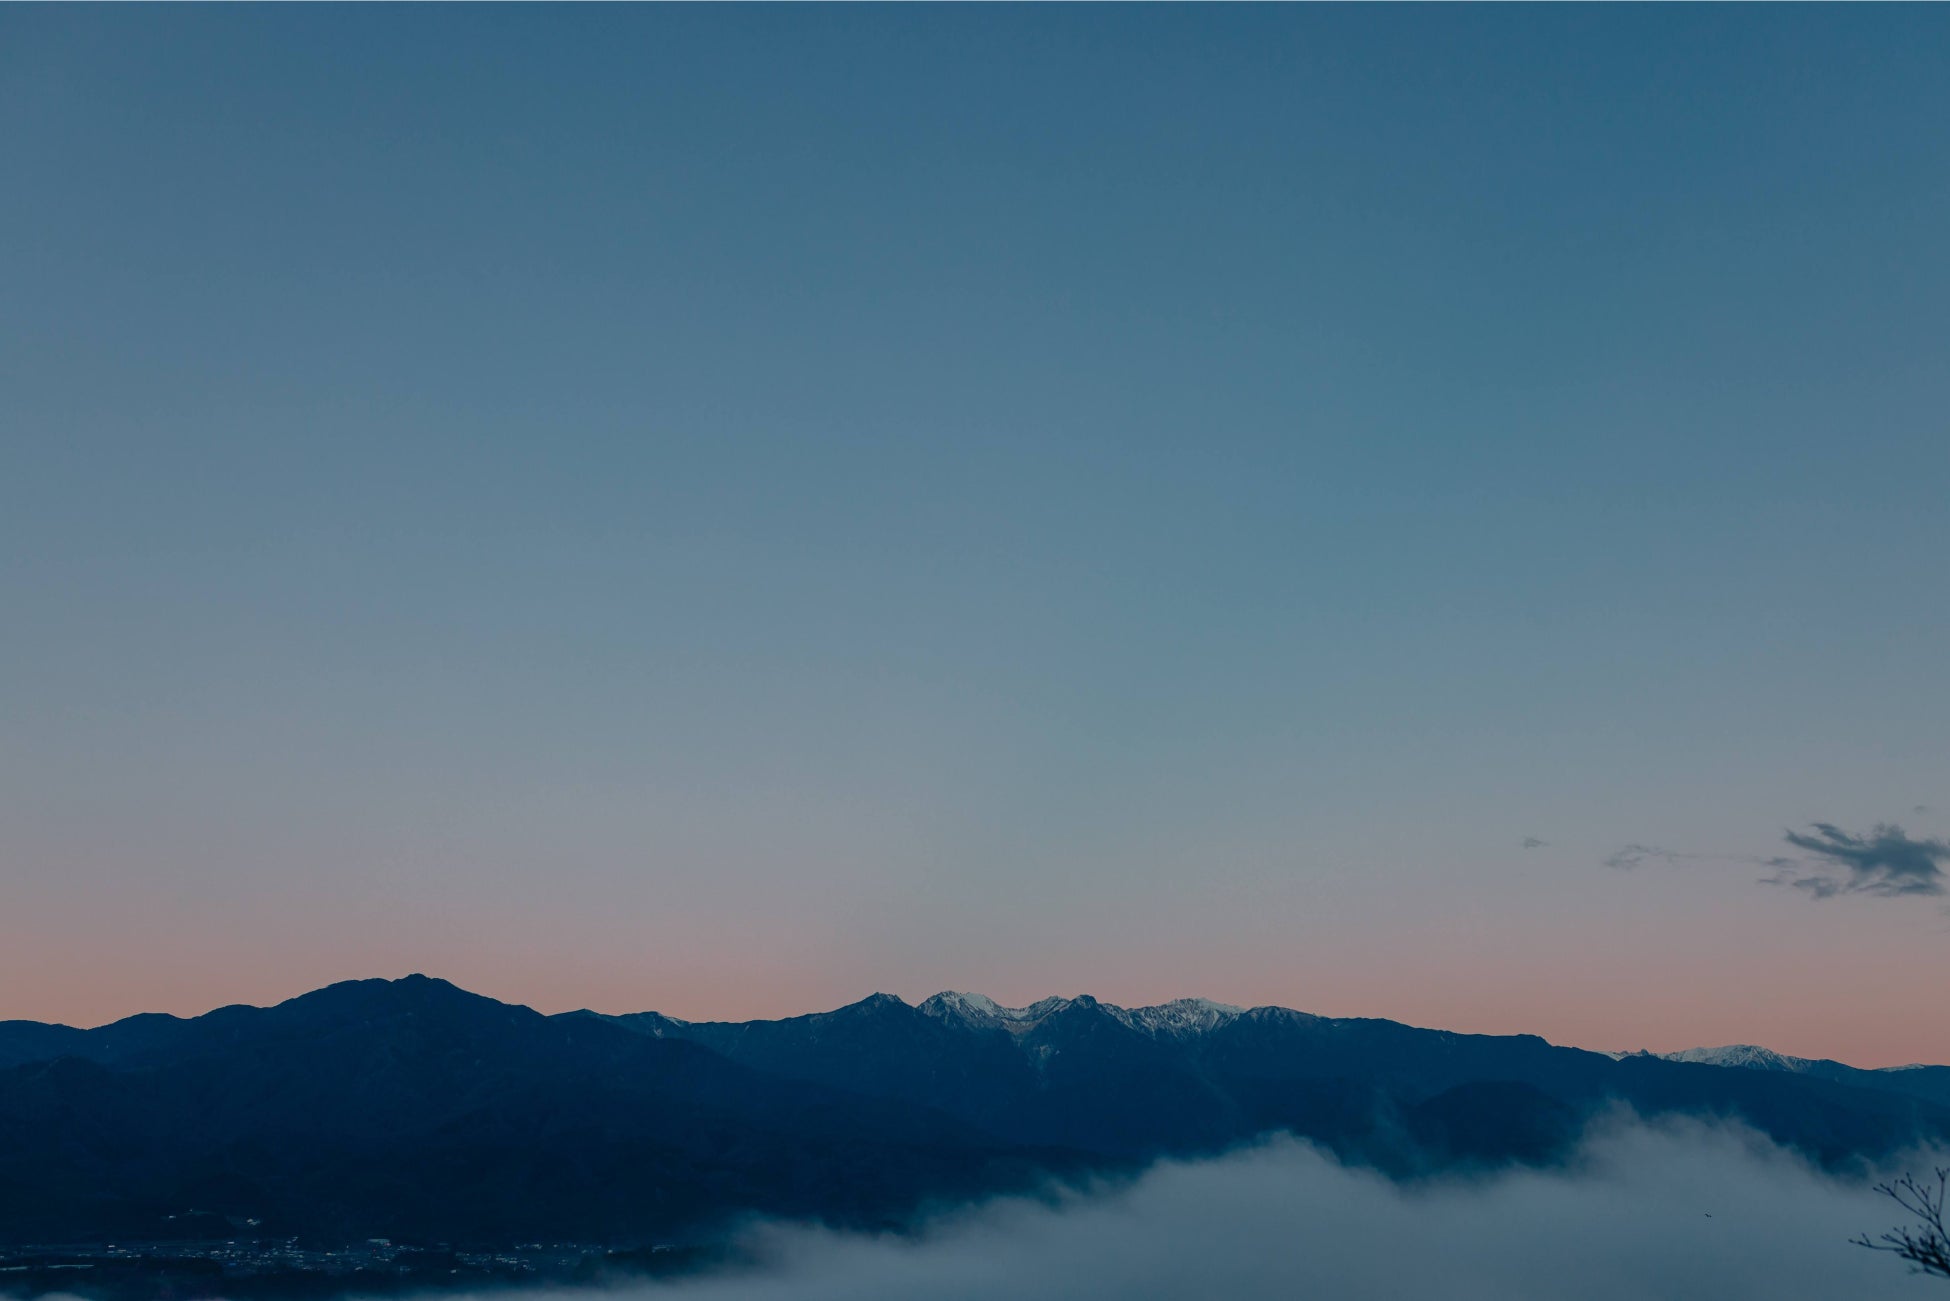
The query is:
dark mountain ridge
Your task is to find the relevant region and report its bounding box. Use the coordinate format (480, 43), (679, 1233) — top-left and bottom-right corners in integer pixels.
(0, 977), (1073, 1247)
(4, 977), (1946, 1249)
(585, 988), (1950, 1170)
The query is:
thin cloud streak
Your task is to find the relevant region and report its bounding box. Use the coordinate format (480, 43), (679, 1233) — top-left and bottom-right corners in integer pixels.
(1603, 843), (1690, 871)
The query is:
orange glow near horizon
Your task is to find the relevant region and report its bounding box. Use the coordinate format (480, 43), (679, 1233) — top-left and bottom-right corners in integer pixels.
(5, 899), (1941, 1071)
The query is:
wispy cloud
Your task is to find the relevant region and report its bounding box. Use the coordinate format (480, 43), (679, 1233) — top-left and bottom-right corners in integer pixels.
(1603, 843), (1687, 871)
(1605, 820), (1950, 904)
(1772, 823), (1950, 899)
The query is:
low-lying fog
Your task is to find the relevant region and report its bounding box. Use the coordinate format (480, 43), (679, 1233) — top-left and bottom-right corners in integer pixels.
(643, 1115), (1929, 1301)
(13, 1115), (1934, 1301)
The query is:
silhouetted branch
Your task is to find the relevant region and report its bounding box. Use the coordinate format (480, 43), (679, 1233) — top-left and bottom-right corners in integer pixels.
(1856, 1168), (1950, 1281)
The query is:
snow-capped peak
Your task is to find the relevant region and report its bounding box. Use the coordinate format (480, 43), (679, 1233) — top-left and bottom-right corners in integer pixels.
(918, 990), (1005, 1021)
(1113, 998), (1246, 1037)
(917, 992), (1077, 1032)
(918, 992), (1244, 1038)
(1661, 1044), (1820, 1073)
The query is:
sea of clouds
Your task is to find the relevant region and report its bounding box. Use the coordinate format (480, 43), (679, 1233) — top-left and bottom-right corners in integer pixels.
(10, 1114), (1936, 1301)
(625, 1115), (1932, 1301)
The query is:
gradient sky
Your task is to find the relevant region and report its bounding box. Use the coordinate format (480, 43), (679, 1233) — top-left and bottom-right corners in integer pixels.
(4, 7), (1948, 1066)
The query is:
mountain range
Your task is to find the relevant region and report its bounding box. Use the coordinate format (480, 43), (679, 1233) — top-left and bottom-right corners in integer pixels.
(1643, 1043), (1950, 1104)
(3, 976), (1945, 1249)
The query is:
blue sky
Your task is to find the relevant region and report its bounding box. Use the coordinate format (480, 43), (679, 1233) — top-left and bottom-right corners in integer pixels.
(3, 7), (1947, 1061)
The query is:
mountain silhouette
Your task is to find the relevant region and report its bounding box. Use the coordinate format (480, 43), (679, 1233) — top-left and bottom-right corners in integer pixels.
(4, 978), (1946, 1247)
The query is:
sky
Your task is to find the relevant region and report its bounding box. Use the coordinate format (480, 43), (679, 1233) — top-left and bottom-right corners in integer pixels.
(2, 7), (1947, 1065)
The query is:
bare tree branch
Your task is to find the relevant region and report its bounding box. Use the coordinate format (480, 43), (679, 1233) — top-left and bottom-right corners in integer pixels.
(1856, 1168), (1950, 1281)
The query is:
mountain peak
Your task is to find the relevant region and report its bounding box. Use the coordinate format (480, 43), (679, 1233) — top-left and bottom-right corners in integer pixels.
(917, 991), (1005, 1020)
(917, 992), (1079, 1032)
(263, 974), (538, 1034)
(1115, 997), (1246, 1037)
(916, 992), (1246, 1038)
(1661, 1044), (1823, 1073)
(301, 973), (474, 1006)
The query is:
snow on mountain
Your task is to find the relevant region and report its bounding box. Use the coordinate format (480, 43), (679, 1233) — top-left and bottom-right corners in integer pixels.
(1661, 1045), (1823, 1073)
(916, 992), (1077, 1033)
(1113, 998), (1246, 1037)
(601, 1009), (690, 1037)
(917, 992), (1244, 1039)
(1606, 1044), (1950, 1105)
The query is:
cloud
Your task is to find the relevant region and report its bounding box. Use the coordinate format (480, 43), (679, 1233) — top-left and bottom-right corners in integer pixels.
(1605, 821), (1949, 903)
(1603, 843), (1685, 870)
(575, 1118), (1921, 1301)
(1773, 823), (1950, 899)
